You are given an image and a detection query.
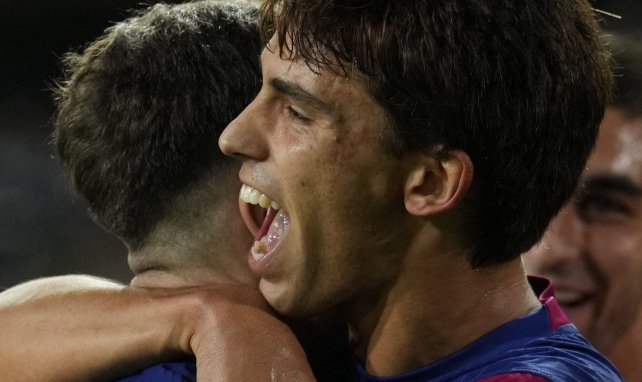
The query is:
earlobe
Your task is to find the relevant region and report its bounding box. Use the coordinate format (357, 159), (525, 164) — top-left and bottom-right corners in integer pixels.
(404, 150), (473, 216)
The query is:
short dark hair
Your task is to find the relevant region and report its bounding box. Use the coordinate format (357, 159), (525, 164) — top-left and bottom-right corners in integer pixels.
(607, 33), (642, 115)
(259, 0), (612, 267)
(54, 0), (262, 249)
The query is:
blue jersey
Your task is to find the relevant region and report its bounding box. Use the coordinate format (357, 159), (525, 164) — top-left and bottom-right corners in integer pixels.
(355, 277), (622, 382)
(116, 359), (196, 382)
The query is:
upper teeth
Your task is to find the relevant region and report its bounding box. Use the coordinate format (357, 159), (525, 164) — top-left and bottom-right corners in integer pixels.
(555, 290), (584, 304)
(240, 184), (280, 210)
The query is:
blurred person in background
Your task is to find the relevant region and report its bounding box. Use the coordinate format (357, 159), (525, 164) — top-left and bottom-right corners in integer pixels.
(524, 33), (642, 381)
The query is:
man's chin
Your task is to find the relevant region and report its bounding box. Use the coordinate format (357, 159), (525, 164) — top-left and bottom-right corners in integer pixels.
(260, 282), (316, 319)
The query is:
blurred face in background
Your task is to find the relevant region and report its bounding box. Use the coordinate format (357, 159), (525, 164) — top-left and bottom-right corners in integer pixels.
(524, 107), (642, 353)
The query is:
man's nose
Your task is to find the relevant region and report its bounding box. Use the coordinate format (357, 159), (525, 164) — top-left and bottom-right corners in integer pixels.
(219, 99), (268, 161)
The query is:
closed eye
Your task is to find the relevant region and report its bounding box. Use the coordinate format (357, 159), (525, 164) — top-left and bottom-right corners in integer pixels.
(285, 105), (311, 123)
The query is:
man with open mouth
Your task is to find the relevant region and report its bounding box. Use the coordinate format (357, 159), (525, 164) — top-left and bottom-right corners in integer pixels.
(0, 0), (626, 381)
(213, 0), (621, 380)
(524, 33), (642, 382)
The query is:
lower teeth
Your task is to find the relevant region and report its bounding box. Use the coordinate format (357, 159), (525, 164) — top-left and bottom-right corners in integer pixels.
(251, 237), (268, 260)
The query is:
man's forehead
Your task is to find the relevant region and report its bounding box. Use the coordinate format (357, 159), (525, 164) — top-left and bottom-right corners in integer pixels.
(260, 35), (298, 66)
(260, 42), (371, 97)
(588, 115), (642, 186)
(613, 120), (642, 176)
(260, 35), (366, 82)
(259, 42), (301, 75)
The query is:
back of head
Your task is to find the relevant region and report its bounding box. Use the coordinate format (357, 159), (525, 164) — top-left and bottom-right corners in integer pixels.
(260, 0), (612, 266)
(54, 0), (262, 249)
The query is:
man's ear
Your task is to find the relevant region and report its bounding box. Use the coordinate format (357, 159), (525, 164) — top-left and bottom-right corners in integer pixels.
(403, 150), (473, 216)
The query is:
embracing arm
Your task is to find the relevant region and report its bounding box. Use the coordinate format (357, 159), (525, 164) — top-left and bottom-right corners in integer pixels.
(0, 275), (188, 381)
(0, 275), (315, 382)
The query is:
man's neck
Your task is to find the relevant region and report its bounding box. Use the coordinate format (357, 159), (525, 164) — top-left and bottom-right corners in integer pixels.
(127, 223), (256, 289)
(126, 176), (257, 289)
(128, 246), (247, 288)
(346, 247), (539, 377)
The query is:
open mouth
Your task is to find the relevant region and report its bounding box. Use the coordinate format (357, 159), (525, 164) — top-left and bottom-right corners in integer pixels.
(239, 183), (289, 262)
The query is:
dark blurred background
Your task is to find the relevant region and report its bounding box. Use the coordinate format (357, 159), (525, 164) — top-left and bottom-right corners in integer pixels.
(0, 0), (185, 287)
(0, 1), (640, 288)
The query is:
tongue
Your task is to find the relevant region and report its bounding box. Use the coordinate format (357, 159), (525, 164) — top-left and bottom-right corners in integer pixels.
(256, 207), (278, 240)
(264, 209), (288, 245)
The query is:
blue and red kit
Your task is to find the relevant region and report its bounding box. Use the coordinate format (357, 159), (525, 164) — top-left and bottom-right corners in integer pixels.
(355, 277), (622, 382)
(116, 359), (196, 382)
(113, 277), (621, 382)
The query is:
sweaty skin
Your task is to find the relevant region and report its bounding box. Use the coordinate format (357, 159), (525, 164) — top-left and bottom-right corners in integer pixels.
(0, 275), (315, 382)
(220, 38), (541, 377)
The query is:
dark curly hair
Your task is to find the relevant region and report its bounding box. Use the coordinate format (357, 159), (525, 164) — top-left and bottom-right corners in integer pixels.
(259, 0), (612, 267)
(54, 0), (262, 249)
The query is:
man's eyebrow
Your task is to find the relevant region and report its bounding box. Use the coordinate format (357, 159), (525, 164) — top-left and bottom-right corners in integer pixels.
(269, 78), (333, 114)
(580, 173), (642, 197)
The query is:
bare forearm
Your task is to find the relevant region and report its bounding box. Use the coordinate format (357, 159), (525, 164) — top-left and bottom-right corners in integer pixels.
(0, 275), (186, 381)
(0, 276), (317, 381)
